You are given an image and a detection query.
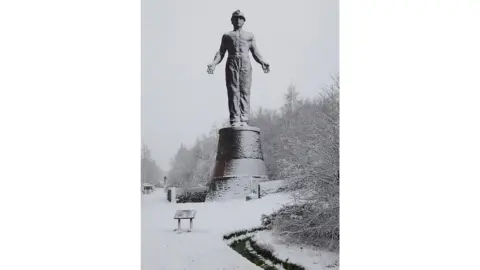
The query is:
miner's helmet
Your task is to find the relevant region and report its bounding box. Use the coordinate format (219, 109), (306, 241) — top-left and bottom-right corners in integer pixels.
(231, 10), (246, 21)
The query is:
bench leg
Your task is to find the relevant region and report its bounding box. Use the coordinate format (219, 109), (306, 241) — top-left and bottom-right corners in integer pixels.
(189, 219), (193, 230)
(177, 219), (181, 230)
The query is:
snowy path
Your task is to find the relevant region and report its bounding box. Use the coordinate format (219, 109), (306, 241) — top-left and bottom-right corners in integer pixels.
(141, 190), (290, 270)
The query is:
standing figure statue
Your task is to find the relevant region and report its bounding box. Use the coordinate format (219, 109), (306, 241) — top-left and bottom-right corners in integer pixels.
(207, 10), (270, 127)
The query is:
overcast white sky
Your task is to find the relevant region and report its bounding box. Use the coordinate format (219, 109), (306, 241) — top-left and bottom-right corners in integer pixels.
(142, 0), (338, 171)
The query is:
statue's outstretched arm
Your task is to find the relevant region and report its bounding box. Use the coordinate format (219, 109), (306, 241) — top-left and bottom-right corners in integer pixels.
(250, 35), (266, 65)
(250, 35), (270, 73)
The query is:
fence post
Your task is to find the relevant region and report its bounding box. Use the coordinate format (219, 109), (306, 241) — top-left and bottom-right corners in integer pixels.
(171, 187), (176, 204)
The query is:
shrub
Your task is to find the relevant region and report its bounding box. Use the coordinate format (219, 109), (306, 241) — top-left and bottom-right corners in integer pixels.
(176, 190), (208, 203)
(270, 203), (339, 251)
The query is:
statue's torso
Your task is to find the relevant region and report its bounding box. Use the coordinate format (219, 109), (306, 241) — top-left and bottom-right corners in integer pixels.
(223, 30), (254, 59)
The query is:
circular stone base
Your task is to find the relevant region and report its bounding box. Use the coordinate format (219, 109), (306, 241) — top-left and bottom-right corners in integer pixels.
(208, 125), (268, 201)
(212, 126), (268, 179)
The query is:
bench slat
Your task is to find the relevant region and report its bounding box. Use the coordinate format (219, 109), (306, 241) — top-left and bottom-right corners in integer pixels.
(174, 210), (196, 219)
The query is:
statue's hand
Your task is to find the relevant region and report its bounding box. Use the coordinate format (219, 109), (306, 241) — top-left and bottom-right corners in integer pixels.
(207, 64), (216, 74)
(262, 62), (270, 73)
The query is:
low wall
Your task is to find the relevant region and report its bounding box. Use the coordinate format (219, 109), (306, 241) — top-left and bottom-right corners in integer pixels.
(167, 186), (209, 203)
(258, 180), (286, 197)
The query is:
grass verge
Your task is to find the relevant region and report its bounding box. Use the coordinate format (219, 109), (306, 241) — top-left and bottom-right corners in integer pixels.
(225, 228), (305, 270)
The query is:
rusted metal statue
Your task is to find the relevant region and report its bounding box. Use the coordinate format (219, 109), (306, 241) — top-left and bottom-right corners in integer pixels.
(207, 10), (270, 127)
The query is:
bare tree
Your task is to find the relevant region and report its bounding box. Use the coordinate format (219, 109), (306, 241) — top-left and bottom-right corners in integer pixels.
(272, 76), (339, 251)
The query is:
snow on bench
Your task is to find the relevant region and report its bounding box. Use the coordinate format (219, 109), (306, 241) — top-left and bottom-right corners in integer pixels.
(173, 210), (196, 232)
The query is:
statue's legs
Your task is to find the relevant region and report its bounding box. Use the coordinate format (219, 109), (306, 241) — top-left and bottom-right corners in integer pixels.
(239, 61), (252, 123)
(226, 58), (240, 124)
(226, 57), (252, 125)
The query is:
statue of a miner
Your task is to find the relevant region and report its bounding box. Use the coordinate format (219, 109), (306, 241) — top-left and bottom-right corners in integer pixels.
(207, 10), (270, 127)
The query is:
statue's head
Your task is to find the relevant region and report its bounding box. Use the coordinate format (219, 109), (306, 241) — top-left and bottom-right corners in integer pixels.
(231, 10), (245, 28)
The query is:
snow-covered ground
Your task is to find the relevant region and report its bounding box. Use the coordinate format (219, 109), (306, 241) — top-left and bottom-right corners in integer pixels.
(142, 190), (289, 270)
(141, 189), (337, 270)
(252, 230), (339, 270)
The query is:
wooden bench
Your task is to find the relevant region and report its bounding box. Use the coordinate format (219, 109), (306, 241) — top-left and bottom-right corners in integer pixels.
(174, 210), (196, 232)
(142, 184), (154, 194)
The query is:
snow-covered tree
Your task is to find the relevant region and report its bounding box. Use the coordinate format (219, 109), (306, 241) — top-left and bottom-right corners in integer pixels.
(271, 76), (339, 251)
(141, 144), (164, 187)
(168, 125), (219, 188)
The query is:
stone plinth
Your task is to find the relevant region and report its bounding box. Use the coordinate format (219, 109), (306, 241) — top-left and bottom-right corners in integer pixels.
(208, 126), (268, 201)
